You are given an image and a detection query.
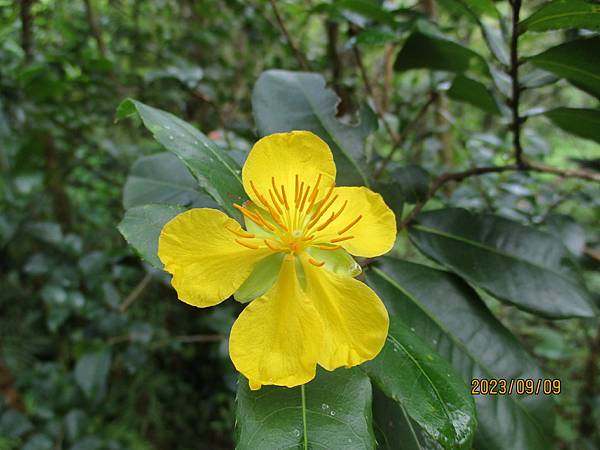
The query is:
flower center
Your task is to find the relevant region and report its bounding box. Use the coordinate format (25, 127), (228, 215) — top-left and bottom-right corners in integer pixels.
(230, 174), (362, 266)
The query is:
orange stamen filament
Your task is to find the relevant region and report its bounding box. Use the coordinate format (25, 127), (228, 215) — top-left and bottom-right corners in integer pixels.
(235, 239), (260, 250)
(268, 190), (283, 215)
(308, 258), (325, 267)
(227, 227), (255, 239)
(280, 185), (289, 209)
(264, 239), (282, 251)
(338, 215), (362, 235)
(318, 244), (341, 250)
(331, 235), (354, 243)
(271, 177), (284, 205)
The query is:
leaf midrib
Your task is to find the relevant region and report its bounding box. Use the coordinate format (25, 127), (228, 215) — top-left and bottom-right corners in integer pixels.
(370, 267), (547, 439)
(524, 9), (600, 30)
(411, 223), (580, 287)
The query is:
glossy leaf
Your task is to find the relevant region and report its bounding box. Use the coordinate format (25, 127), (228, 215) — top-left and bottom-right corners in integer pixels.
(448, 75), (501, 115)
(118, 204), (185, 268)
(367, 257), (555, 450)
(235, 368), (375, 450)
(544, 108), (600, 144)
(363, 321), (476, 450)
(408, 208), (595, 318)
(395, 31), (487, 75)
(252, 70), (372, 186)
(544, 214), (586, 257)
(528, 36), (600, 99)
(520, 0), (600, 33)
(123, 152), (217, 209)
(116, 98), (245, 216)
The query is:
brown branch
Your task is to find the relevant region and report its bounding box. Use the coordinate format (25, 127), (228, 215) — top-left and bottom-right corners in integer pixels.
(20, 0), (34, 62)
(584, 247), (600, 263)
(509, 0), (524, 168)
(83, 0), (107, 58)
(399, 161), (600, 229)
(268, 0), (311, 71)
(119, 273), (152, 312)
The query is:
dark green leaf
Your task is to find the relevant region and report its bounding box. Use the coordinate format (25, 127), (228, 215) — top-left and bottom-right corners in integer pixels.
(395, 31), (487, 75)
(544, 108), (600, 144)
(252, 70), (372, 186)
(235, 368), (375, 450)
(544, 214), (586, 257)
(528, 36), (600, 99)
(118, 204), (186, 268)
(520, 0), (600, 33)
(408, 208), (595, 318)
(116, 98), (245, 216)
(448, 75), (501, 115)
(123, 152), (217, 209)
(367, 257), (555, 450)
(333, 0), (396, 25)
(74, 350), (111, 400)
(392, 165), (431, 204)
(363, 321), (476, 450)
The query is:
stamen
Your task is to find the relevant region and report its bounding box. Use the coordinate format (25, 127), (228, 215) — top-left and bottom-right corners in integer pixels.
(250, 181), (268, 206)
(264, 239), (282, 251)
(268, 190), (283, 215)
(253, 210), (276, 231)
(330, 235), (354, 243)
(235, 239), (260, 250)
(308, 258), (325, 267)
(226, 227), (255, 239)
(310, 184), (334, 220)
(233, 203), (264, 228)
(307, 194), (339, 230)
(318, 244), (341, 250)
(302, 234), (315, 241)
(299, 185), (310, 212)
(316, 212), (336, 232)
(271, 177), (284, 205)
(295, 175), (299, 203)
(280, 185), (289, 209)
(338, 215), (362, 235)
(296, 182), (305, 206)
(265, 204), (288, 231)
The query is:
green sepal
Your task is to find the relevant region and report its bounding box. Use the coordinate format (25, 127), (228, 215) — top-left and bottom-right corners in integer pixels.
(306, 247), (361, 277)
(234, 253), (284, 303)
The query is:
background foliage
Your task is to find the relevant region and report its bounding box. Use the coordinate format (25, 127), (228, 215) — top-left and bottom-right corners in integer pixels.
(1, 0), (599, 449)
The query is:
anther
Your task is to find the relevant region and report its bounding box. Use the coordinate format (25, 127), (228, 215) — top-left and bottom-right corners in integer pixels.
(330, 235), (354, 243)
(338, 215), (362, 235)
(308, 258), (325, 267)
(235, 239), (260, 250)
(250, 181), (268, 206)
(318, 244), (341, 251)
(227, 227), (255, 239)
(302, 234), (315, 241)
(296, 181), (305, 206)
(271, 177), (284, 205)
(280, 185), (289, 209)
(264, 239), (281, 251)
(268, 190), (283, 215)
(299, 186), (310, 212)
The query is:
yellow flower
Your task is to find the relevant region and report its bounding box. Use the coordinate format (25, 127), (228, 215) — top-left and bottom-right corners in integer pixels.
(158, 131), (396, 390)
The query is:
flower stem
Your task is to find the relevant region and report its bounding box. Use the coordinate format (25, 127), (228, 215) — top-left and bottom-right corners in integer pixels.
(301, 384), (308, 450)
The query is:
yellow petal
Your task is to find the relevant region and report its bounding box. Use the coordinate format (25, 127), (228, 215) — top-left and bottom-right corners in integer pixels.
(158, 208), (271, 307)
(302, 255), (389, 371)
(312, 186), (396, 257)
(242, 131), (336, 210)
(230, 256), (323, 389)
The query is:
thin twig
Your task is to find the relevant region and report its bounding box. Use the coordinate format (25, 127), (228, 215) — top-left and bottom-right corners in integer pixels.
(399, 161), (600, 229)
(268, 0), (311, 71)
(374, 93), (436, 179)
(584, 247), (600, 263)
(119, 273), (152, 312)
(509, 0), (524, 168)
